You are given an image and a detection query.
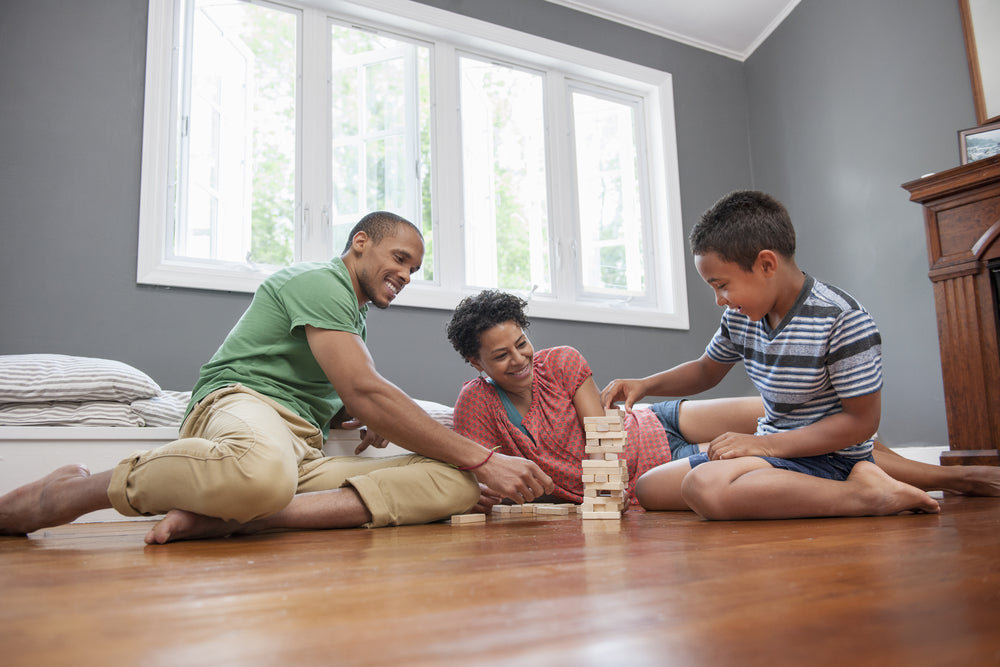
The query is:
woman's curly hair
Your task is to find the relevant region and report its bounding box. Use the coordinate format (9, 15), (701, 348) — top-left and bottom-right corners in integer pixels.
(446, 290), (530, 362)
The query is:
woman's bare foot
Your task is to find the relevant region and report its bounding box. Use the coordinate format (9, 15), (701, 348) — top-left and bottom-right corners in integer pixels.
(943, 466), (1000, 497)
(144, 508), (244, 545)
(0, 464), (101, 535)
(849, 461), (941, 515)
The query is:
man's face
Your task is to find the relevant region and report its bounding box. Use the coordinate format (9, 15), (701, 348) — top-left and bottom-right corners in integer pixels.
(355, 225), (425, 309)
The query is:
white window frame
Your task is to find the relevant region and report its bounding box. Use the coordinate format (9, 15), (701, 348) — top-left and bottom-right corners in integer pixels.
(138, 0), (688, 328)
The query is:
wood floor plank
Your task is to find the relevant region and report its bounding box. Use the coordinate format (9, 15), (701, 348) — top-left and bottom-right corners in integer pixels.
(1, 497), (998, 666)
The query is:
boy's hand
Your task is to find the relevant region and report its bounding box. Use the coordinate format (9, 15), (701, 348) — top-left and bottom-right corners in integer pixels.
(706, 432), (773, 460)
(600, 378), (646, 412)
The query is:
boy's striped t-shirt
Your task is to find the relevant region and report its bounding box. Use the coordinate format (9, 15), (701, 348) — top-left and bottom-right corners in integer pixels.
(705, 275), (882, 459)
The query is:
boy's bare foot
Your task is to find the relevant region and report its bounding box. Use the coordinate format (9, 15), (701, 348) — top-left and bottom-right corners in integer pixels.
(0, 464), (96, 535)
(850, 461), (941, 515)
(144, 508), (244, 545)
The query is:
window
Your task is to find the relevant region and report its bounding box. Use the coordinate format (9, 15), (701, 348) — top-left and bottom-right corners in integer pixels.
(139, 0), (687, 328)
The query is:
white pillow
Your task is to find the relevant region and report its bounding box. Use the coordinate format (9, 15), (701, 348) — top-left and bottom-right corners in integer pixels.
(0, 401), (146, 427)
(415, 399), (454, 428)
(131, 390), (192, 427)
(0, 354), (162, 404)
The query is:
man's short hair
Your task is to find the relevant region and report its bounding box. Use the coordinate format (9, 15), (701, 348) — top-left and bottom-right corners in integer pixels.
(341, 211), (422, 254)
(690, 190), (796, 271)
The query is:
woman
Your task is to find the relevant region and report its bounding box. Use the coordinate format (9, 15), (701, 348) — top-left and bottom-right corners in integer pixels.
(448, 290), (1000, 509)
(447, 289), (761, 505)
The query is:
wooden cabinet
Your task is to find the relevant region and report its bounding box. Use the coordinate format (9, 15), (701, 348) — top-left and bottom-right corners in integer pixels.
(902, 154), (1000, 465)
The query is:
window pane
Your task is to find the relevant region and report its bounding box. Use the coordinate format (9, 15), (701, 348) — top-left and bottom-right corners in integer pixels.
(460, 57), (550, 292)
(572, 91), (645, 297)
(176, 0), (297, 267)
(330, 25), (432, 279)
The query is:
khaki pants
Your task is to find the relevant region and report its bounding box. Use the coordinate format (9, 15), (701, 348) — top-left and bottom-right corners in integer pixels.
(107, 385), (479, 527)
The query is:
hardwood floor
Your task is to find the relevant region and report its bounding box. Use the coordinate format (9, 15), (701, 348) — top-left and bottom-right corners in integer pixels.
(2, 496), (998, 666)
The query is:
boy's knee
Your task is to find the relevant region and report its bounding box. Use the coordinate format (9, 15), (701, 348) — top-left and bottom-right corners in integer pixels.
(680, 465), (727, 520)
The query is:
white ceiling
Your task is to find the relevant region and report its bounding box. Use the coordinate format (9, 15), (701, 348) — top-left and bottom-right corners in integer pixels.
(540, 0), (803, 61)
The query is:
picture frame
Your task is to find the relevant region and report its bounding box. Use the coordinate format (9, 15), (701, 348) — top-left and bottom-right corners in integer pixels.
(959, 121), (1000, 165)
(959, 0), (1000, 125)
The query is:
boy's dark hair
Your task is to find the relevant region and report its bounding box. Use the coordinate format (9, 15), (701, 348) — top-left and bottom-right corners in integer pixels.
(690, 190), (796, 272)
(341, 211), (421, 254)
(446, 290), (530, 361)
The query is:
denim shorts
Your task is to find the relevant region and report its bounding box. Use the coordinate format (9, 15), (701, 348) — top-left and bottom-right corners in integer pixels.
(648, 399), (702, 460)
(686, 451), (874, 481)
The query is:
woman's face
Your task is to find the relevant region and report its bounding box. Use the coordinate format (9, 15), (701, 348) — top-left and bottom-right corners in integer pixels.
(469, 320), (534, 394)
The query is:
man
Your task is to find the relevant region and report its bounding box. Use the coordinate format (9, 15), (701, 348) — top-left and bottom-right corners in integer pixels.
(0, 212), (553, 543)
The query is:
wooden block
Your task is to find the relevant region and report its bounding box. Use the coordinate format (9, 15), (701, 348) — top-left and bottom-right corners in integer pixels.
(582, 510), (621, 520)
(587, 481), (625, 491)
(491, 504), (511, 513)
(534, 505), (570, 515)
(585, 422), (622, 432)
(582, 459), (621, 468)
(450, 513), (486, 524)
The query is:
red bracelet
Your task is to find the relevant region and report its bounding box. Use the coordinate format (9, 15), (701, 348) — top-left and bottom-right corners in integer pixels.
(457, 447), (498, 471)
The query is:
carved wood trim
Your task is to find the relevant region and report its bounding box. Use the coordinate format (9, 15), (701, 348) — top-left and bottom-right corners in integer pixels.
(903, 155), (1000, 461)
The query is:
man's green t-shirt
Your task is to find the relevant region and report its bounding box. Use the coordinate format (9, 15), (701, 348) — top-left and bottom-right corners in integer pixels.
(188, 258), (367, 437)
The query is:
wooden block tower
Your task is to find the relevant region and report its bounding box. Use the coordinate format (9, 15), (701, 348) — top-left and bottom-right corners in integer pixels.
(581, 408), (629, 519)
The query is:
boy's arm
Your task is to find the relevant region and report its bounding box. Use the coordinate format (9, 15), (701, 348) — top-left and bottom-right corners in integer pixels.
(706, 390), (881, 460)
(600, 353), (733, 411)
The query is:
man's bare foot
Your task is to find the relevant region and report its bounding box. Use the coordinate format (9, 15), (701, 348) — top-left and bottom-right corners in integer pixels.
(144, 508), (244, 545)
(0, 464), (97, 535)
(850, 461), (941, 515)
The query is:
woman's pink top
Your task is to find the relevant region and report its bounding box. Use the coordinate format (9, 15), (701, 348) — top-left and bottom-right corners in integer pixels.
(453, 346), (672, 503)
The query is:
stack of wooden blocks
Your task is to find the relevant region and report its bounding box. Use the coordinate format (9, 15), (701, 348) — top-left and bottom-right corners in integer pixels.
(581, 408), (628, 519)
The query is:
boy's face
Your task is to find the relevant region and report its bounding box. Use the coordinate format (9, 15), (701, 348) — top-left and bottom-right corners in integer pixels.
(694, 251), (772, 322)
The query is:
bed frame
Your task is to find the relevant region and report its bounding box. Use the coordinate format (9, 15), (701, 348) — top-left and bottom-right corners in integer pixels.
(0, 426), (406, 523)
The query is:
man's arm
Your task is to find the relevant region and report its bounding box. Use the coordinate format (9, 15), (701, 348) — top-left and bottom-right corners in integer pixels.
(706, 391), (881, 460)
(305, 326), (553, 501)
(600, 354), (733, 411)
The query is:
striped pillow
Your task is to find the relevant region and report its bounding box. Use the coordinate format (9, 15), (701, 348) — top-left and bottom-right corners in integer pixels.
(0, 355), (162, 404)
(0, 401), (145, 427)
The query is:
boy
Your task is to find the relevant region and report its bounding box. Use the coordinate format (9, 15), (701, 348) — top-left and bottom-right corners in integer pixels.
(600, 190), (940, 519)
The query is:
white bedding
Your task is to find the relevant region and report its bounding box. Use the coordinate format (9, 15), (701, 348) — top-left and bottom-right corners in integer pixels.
(0, 349), (455, 523)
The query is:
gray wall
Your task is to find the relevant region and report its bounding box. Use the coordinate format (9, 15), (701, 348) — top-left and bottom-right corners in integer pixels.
(743, 0), (975, 445)
(0, 0), (974, 445)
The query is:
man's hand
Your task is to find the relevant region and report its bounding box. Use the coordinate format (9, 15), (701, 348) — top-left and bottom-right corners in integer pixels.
(706, 432), (772, 460)
(334, 416), (391, 455)
(474, 452), (554, 504)
(471, 483), (505, 514)
(600, 378), (647, 412)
